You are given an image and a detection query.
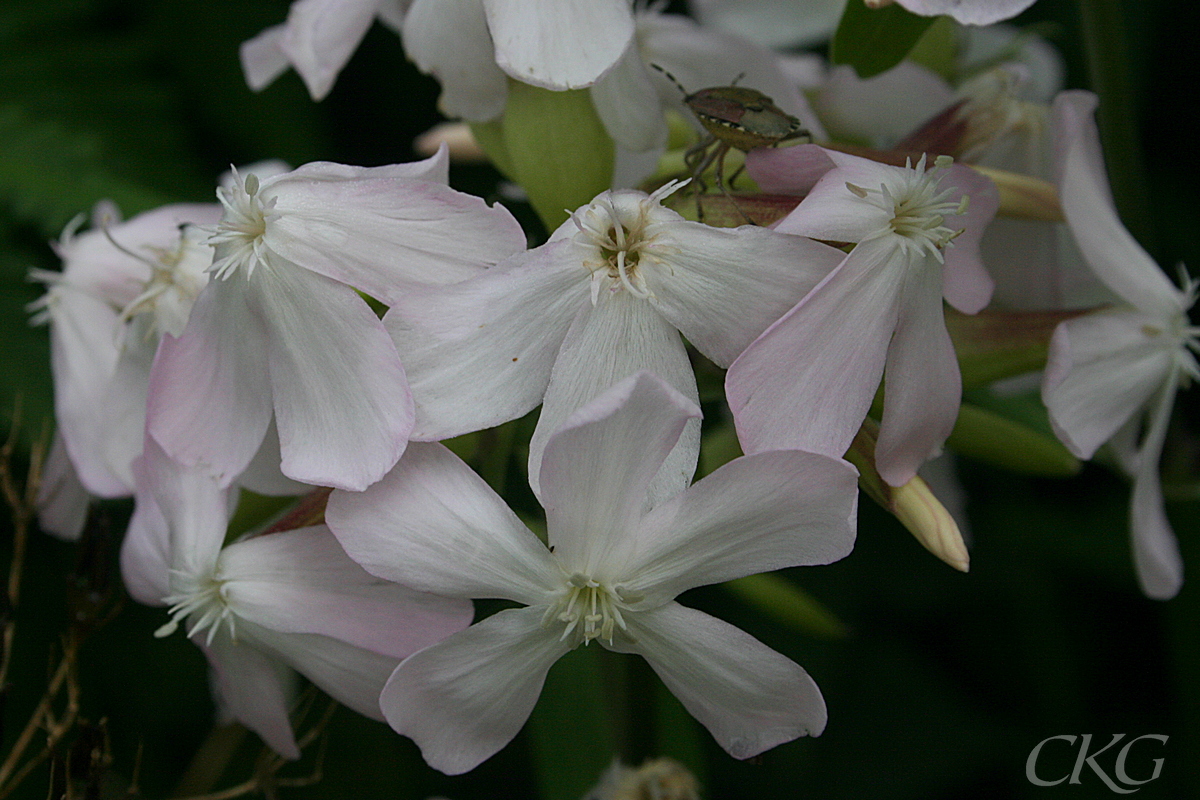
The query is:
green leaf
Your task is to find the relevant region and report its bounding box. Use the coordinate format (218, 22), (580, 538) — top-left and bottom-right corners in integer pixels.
(498, 81), (614, 231)
(949, 398), (1081, 477)
(831, 1), (939, 79)
(724, 573), (848, 640)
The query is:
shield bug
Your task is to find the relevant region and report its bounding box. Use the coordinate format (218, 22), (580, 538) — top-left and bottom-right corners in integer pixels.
(652, 65), (810, 218)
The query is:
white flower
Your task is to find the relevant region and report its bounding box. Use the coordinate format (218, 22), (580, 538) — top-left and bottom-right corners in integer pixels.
(326, 372), (858, 774)
(121, 437), (473, 758)
(384, 182), (844, 501)
(146, 151), (526, 492)
(1041, 91), (1196, 599)
(728, 145), (997, 486)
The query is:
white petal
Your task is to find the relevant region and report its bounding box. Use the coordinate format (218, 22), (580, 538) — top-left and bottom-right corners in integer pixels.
(589, 44), (668, 153)
(875, 254), (962, 486)
(1053, 91), (1184, 318)
(939, 163), (997, 315)
(253, 262), (413, 491)
(385, 241), (588, 440)
(646, 222), (845, 366)
(262, 170), (526, 303)
(810, 63), (953, 149)
(277, 0), (379, 100)
(245, 622), (400, 722)
(240, 24), (291, 92)
(1041, 309), (1175, 460)
(613, 603), (826, 758)
(379, 606), (570, 775)
(235, 419), (308, 497)
(1127, 378), (1184, 600)
(147, 279), (274, 488)
(120, 457), (172, 606)
(540, 372), (702, 577)
(728, 239), (902, 459)
(36, 433), (90, 541)
(219, 525), (473, 658)
(326, 442), (558, 604)
(690, 0), (845, 49)
(621, 450), (858, 604)
(529, 292), (701, 505)
(202, 633), (300, 759)
(402, 0), (510, 120)
(896, 0), (1037, 25)
(483, 0), (633, 89)
(139, 436), (230, 581)
(745, 143), (836, 197)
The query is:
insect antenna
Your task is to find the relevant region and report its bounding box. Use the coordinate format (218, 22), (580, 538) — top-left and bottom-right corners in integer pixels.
(650, 63), (689, 97)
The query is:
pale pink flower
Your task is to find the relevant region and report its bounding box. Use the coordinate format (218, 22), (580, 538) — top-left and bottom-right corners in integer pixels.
(893, 0), (1038, 25)
(121, 437), (473, 758)
(728, 145), (998, 486)
(326, 373), (858, 774)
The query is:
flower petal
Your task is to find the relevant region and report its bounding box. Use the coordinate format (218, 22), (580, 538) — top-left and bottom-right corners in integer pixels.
(745, 143), (836, 197)
(36, 433), (90, 541)
(539, 372), (702, 577)
(219, 525), (473, 658)
(620, 450), (858, 604)
(201, 633), (300, 759)
(326, 443), (558, 604)
(384, 240), (588, 440)
(1041, 308), (1175, 460)
(277, 0), (379, 100)
(646, 221), (845, 366)
(939, 163), (997, 315)
(483, 0), (633, 89)
(1125, 379), (1184, 600)
(147, 279), (273, 488)
(240, 24), (291, 92)
(379, 606), (570, 775)
(875, 254), (962, 486)
(261, 169), (526, 304)
(896, 0), (1037, 25)
(253, 262), (413, 492)
(728, 239), (902, 460)
(589, 44), (668, 153)
(244, 622), (400, 722)
(613, 603), (826, 758)
(529, 293), (701, 505)
(402, 0), (510, 120)
(1053, 91), (1184, 318)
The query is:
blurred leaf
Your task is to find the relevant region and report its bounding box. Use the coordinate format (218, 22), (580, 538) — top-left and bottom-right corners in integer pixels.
(724, 574), (848, 640)
(950, 398), (1081, 477)
(831, 1), (938, 79)
(948, 306), (1087, 390)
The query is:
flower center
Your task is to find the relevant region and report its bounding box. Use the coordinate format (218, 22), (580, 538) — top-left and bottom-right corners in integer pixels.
(542, 573), (637, 646)
(847, 155), (968, 264)
(113, 226), (211, 338)
(572, 181), (687, 304)
(153, 569), (236, 646)
(208, 171), (278, 281)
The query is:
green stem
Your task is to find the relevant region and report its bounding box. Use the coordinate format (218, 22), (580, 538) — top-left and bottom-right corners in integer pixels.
(1075, 0), (1156, 252)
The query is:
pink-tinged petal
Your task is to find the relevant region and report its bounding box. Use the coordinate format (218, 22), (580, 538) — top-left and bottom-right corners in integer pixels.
(771, 152), (900, 243)
(1041, 309), (1175, 460)
(252, 263), (412, 492)
(728, 239), (903, 459)
(940, 163), (997, 314)
(647, 222), (845, 366)
(139, 437), (229, 580)
(120, 457), (172, 606)
(36, 433), (90, 541)
(621, 450), (858, 604)
(147, 279), (273, 488)
(384, 241), (588, 440)
(201, 634), (300, 759)
(276, 0), (379, 100)
(240, 24), (290, 92)
(402, 0), (510, 120)
(875, 256), (962, 486)
(612, 603), (826, 758)
(1053, 92), (1184, 318)
(529, 294), (701, 505)
(380, 606), (570, 775)
(483, 0), (633, 90)
(895, 0), (1037, 25)
(810, 63), (953, 149)
(1126, 379), (1183, 600)
(745, 143), (836, 197)
(90, 329), (157, 492)
(219, 525), (473, 658)
(540, 372), (702, 577)
(261, 172), (526, 304)
(280, 151), (449, 184)
(235, 420), (308, 497)
(326, 443), (558, 604)
(590, 47), (668, 153)
(245, 622), (400, 722)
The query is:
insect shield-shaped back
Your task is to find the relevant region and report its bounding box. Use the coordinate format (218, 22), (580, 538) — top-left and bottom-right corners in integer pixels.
(687, 86), (808, 151)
